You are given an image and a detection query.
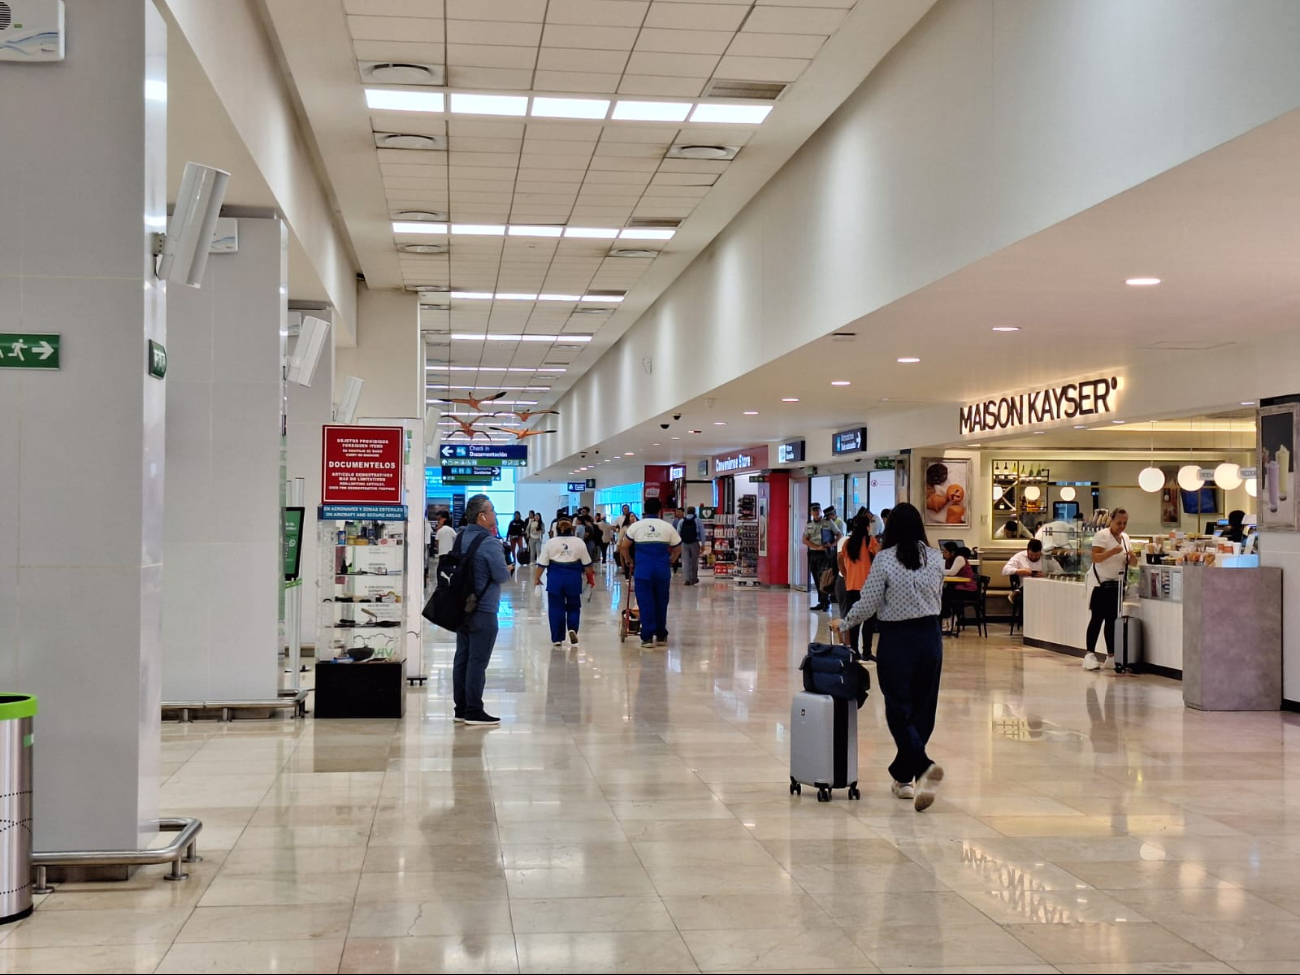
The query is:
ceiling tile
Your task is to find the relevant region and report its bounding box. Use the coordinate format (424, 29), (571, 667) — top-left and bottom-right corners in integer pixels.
(743, 5), (848, 33)
(758, 0), (856, 6)
(636, 27), (734, 55)
(618, 74), (709, 97)
(678, 125), (753, 144)
(385, 177), (447, 190)
(516, 168), (588, 183)
(446, 20), (543, 46)
(345, 0), (446, 14)
(657, 157), (730, 173)
(595, 142), (671, 157)
(446, 0), (547, 21)
(651, 171), (719, 186)
(380, 162), (447, 178)
(541, 24), (639, 51)
(446, 66), (538, 89)
(448, 151), (522, 169)
(348, 15), (444, 43)
(352, 39), (445, 62)
(447, 44), (540, 69)
(370, 114), (449, 137)
(546, 0), (650, 27)
(599, 125), (681, 143)
(535, 48), (631, 75)
(713, 54), (809, 82)
(570, 206), (636, 218)
(449, 120), (528, 138)
(524, 124), (604, 143)
(643, 1), (749, 31)
(377, 148), (447, 165)
(447, 137), (525, 153)
(584, 170), (653, 186)
(625, 50), (720, 76)
(726, 31), (827, 58)
(641, 185), (710, 199)
(532, 69), (622, 94)
(588, 156), (662, 172)
(519, 154), (597, 171)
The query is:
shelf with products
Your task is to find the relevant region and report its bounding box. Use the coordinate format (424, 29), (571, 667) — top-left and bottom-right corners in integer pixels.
(318, 511), (408, 662)
(734, 494), (759, 579)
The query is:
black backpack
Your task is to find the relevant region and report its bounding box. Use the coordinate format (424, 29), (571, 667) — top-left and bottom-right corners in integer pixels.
(679, 517), (699, 544)
(422, 532), (491, 632)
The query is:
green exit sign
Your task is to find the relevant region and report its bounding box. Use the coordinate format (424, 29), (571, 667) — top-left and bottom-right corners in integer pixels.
(0, 333), (59, 370)
(148, 341), (168, 379)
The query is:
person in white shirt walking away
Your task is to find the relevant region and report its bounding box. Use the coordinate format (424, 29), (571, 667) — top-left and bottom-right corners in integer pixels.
(534, 520), (595, 647)
(832, 502), (946, 812)
(1084, 508), (1138, 672)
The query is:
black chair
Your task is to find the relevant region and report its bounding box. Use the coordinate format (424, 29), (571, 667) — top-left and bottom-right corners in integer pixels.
(955, 576), (989, 638)
(1008, 576), (1023, 635)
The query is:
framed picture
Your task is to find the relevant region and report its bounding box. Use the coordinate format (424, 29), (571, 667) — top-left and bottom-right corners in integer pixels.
(1258, 404), (1300, 531)
(1160, 486), (1179, 524)
(922, 457), (970, 529)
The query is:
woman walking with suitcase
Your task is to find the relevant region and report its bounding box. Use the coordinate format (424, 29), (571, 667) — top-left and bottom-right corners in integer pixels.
(832, 502), (946, 811)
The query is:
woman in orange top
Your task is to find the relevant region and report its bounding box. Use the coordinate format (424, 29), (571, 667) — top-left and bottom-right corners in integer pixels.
(837, 513), (880, 659)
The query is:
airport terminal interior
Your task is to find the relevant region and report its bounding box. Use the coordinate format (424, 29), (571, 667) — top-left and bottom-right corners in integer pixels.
(6, 0), (1300, 972)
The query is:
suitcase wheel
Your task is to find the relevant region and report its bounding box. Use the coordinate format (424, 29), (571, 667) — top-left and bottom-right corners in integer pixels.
(817, 786), (831, 803)
(789, 777), (801, 796)
(848, 785), (861, 801)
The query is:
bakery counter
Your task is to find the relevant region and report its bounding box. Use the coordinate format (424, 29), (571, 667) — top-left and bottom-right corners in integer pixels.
(1020, 576), (1141, 660)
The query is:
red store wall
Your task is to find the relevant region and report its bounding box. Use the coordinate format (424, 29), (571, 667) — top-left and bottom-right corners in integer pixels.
(757, 471), (791, 586)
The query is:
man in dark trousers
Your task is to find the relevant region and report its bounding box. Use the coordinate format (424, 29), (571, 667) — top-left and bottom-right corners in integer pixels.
(452, 494), (512, 726)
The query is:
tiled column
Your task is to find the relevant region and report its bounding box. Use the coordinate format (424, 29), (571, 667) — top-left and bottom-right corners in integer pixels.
(163, 217), (287, 702)
(0, 0), (167, 850)
(336, 287), (422, 420)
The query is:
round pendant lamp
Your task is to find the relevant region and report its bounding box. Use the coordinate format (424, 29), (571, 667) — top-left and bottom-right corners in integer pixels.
(1177, 464), (1205, 492)
(1139, 466), (1165, 493)
(1245, 476), (1258, 498)
(1059, 486), (1077, 502)
(1023, 485), (1042, 502)
(1214, 462), (1243, 490)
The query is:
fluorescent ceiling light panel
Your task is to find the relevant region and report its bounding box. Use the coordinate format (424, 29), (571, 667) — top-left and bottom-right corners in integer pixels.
(1125, 277), (1161, 286)
(508, 225), (563, 237)
(429, 385), (551, 391)
(612, 100), (692, 122)
(689, 103), (772, 124)
(581, 295), (624, 302)
(494, 293), (539, 301)
(452, 224), (506, 236)
(451, 93), (527, 116)
(366, 89), (445, 113)
(393, 221), (448, 234)
(564, 227), (619, 239)
(538, 294), (583, 302)
(618, 228), (675, 240)
(450, 333), (592, 343)
(532, 96), (610, 120)
(429, 366), (567, 373)
(450, 291), (494, 300)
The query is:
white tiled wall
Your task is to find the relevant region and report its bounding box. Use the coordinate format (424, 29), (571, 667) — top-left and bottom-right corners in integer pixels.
(162, 218), (287, 702)
(0, 0), (167, 851)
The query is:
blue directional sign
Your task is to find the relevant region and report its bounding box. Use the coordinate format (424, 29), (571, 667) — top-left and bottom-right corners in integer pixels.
(437, 443), (528, 468)
(443, 465), (502, 480)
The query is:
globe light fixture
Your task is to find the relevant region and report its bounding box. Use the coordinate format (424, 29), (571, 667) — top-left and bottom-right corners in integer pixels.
(1139, 466), (1165, 493)
(1177, 464), (1205, 492)
(1059, 486), (1077, 502)
(1214, 462), (1243, 491)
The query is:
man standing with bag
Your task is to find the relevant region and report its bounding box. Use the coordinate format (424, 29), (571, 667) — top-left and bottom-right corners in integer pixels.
(678, 506), (704, 586)
(452, 495), (512, 725)
(803, 503), (841, 611)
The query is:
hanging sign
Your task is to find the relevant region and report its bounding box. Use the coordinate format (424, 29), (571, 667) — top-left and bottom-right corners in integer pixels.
(567, 481), (587, 492)
(438, 443), (528, 468)
(669, 465), (686, 480)
(713, 448), (760, 473)
(960, 376), (1120, 435)
(322, 425), (404, 504)
(443, 465), (501, 480)
(778, 440), (805, 463)
(832, 428), (867, 455)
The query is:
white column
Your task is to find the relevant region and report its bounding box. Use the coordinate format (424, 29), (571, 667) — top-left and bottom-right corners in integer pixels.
(0, 0), (166, 850)
(163, 217), (287, 702)
(336, 287), (421, 419)
(286, 306), (335, 650)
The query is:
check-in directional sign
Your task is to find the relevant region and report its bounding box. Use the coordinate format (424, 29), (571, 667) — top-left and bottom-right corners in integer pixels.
(0, 333), (59, 370)
(438, 443), (528, 468)
(442, 465), (501, 481)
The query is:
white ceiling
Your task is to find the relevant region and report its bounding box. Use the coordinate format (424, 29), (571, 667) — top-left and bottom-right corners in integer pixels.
(257, 0), (934, 409)
(535, 104), (1300, 480)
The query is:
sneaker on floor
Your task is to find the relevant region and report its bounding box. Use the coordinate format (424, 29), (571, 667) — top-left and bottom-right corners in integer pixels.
(569, 629), (579, 646)
(655, 638), (668, 647)
(1100, 655), (1116, 671)
(1082, 652), (1102, 671)
(463, 712), (500, 726)
(552, 641), (563, 648)
(453, 713), (465, 724)
(640, 640), (655, 649)
(891, 780), (914, 800)
(914, 763), (944, 812)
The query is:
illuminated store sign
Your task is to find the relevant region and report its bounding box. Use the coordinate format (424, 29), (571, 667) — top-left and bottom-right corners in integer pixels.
(959, 376), (1120, 435)
(832, 428), (867, 455)
(714, 450), (758, 473)
(778, 440), (805, 463)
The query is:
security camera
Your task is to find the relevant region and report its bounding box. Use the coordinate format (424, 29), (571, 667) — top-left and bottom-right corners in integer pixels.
(672, 413), (682, 421)
(660, 423), (670, 430)
(594, 450), (600, 455)
(580, 452), (587, 459)
(155, 162), (231, 288)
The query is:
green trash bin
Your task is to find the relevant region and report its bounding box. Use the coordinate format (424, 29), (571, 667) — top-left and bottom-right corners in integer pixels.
(0, 695), (36, 923)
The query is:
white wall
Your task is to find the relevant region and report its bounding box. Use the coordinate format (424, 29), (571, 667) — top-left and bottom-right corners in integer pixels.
(537, 0), (1300, 470)
(516, 481), (572, 520)
(164, 217), (286, 702)
(336, 287), (421, 419)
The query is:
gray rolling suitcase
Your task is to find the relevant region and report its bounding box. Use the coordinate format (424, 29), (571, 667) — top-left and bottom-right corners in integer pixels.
(789, 692), (859, 802)
(1117, 614), (1142, 673)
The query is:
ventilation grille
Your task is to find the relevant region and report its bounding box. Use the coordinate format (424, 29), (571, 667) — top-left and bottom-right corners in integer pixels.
(0, 3), (11, 30)
(703, 79), (786, 101)
(627, 217), (682, 229)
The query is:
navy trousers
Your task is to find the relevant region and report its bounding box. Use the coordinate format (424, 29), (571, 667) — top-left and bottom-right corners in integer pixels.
(874, 616), (943, 784)
(547, 567), (584, 643)
(634, 572), (671, 641)
(453, 612), (499, 718)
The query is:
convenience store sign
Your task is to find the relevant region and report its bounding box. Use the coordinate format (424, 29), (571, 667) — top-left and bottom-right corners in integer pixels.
(959, 376), (1120, 435)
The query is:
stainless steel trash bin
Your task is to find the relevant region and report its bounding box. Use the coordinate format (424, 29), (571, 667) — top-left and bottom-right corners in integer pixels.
(0, 695), (36, 923)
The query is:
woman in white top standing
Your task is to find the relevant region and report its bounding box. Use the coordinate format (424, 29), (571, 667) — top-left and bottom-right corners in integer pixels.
(832, 503), (946, 811)
(1084, 508), (1138, 672)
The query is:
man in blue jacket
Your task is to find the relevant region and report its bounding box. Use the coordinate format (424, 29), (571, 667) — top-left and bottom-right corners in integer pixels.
(620, 497), (682, 649)
(453, 494), (513, 726)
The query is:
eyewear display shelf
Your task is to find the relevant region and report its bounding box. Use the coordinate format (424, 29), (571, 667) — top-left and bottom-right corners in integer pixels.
(316, 510), (408, 666)
(734, 494), (760, 587)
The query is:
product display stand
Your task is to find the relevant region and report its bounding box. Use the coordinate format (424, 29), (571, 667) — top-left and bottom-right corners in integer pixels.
(734, 494), (760, 586)
(711, 512), (736, 577)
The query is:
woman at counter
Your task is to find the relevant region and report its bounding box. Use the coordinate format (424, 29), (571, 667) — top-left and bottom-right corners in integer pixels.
(1084, 508), (1138, 672)
(1221, 509), (1247, 544)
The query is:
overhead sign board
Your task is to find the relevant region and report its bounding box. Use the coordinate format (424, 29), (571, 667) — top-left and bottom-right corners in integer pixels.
(832, 427), (867, 455)
(778, 440), (805, 464)
(586, 478), (597, 489)
(959, 375), (1120, 435)
(669, 465), (686, 480)
(442, 465), (501, 481)
(322, 425), (404, 504)
(443, 474), (495, 486)
(438, 443), (529, 467)
(567, 481), (587, 492)
(713, 447), (761, 474)
(697, 460), (710, 478)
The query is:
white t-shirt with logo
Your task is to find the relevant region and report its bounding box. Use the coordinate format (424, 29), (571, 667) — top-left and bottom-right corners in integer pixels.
(1091, 529), (1132, 583)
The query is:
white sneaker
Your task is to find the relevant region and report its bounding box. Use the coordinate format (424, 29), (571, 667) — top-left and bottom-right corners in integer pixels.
(568, 629), (579, 646)
(1082, 652), (1102, 671)
(915, 763), (944, 812)
(552, 641), (563, 648)
(891, 780), (915, 800)
(1100, 655), (1116, 671)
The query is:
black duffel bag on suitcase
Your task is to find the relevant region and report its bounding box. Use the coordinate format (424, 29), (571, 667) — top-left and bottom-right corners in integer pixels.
(799, 640), (870, 708)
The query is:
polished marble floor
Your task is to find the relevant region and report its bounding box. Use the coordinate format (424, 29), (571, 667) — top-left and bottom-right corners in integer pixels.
(7, 568), (1300, 973)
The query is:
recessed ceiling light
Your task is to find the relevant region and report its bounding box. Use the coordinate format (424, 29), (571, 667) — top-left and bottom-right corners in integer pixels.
(531, 96), (610, 120)
(452, 224), (506, 236)
(671, 436), (681, 440)
(398, 243), (448, 254)
(782, 397), (799, 402)
(494, 293), (539, 301)
(450, 291), (494, 300)
(831, 381), (851, 386)
(394, 209), (448, 222)
(1074, 424), (1089, 429)
(1112, 419), (1126, 424)
(652, 443), (661, 446)
(992, 326), (1020, 332)
(897, 357), (921, 363)
(365, 89), (445, 113)
(612, 100), (692, 122)
(450, 333), (592, 343)
(619, 228), (675, 240)
(624, 451), (634, 456)
(714, 421), (727, 426)
(393, 221), (448, 235)
(564, 227), (620, 239)
(1033, 430), (1046, 435)
(689, 429), (702, 434)
(508, 225), (563, 237)
(689, 103), (772, 124)
(1125, 277), (1161, 286)
(1242, 401), (1256, 406)
(450, 92), (527, 116)
(743, 411), (758, 415)
(538, 294), (583, 302)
